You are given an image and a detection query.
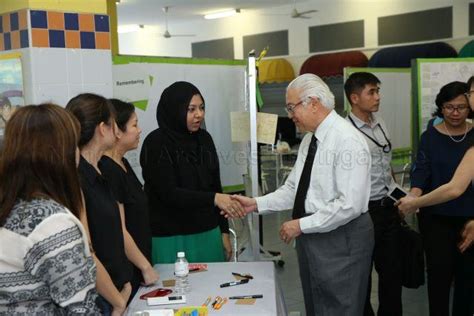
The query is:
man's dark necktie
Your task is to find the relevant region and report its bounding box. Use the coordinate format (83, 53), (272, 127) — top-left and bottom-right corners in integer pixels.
(292, 135), (318, 219)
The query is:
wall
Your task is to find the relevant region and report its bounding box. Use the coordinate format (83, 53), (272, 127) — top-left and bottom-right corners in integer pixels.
(0, 8), (113, 106)
(118, 0), (471, 67)
(0, 0), (107, 14)
(28, 47), (112, 105)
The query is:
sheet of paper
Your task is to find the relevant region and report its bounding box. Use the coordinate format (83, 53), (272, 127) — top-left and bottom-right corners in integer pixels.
(230, 111), (278, 145)
(257, 112), (278, 145)
(230, 111), (250, 142)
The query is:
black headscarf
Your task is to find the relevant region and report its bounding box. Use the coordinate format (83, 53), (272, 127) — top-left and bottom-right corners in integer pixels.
(156, 81), (214, 172)
(156, 81), (205, 151)
(157, 81), (204, 133)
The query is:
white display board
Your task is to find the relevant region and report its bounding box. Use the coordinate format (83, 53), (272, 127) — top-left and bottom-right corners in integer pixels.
(414, 58), (474, 136)
(344, 67), (412, 151)
(113, 57), (247, 191)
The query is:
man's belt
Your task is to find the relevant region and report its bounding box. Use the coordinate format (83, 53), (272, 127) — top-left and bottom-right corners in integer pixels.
(368, 197), (394, 208)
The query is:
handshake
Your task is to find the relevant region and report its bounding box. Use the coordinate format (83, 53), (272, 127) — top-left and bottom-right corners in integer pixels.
(214, 193), (258, 219)
(215, 194), (303, 244)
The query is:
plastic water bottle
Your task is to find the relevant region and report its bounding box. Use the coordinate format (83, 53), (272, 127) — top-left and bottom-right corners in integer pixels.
(174, 251), (190, 294)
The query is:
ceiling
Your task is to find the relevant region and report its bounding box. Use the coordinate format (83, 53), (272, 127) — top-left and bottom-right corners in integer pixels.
(116, 0), (314, 26)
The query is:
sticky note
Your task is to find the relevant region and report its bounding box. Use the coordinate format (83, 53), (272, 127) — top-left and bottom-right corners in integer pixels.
(236, 298), (256, 305)
(162, 279), (175, 287)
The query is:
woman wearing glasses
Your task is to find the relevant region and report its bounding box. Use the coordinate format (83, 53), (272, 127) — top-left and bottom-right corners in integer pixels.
(402, 81), (474, 316)
(398, 77), (474, 316)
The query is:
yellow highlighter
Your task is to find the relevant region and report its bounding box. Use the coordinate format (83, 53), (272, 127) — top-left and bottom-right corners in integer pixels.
(202, 296), (211, 307)
(215, 297), (228, 310)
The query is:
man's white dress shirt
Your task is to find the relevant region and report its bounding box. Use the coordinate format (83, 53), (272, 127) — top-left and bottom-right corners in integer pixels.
(256, 110), (371, 234)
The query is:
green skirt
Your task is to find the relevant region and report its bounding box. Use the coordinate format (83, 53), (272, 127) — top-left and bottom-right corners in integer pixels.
(151, 226), (225, 264)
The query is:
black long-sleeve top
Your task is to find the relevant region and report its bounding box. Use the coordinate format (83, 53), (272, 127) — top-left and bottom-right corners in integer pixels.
(140, 128), (229, 237)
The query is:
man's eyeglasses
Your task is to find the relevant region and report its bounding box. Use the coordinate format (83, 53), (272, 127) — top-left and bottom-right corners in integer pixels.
(285, 100), (304, 114)
(442, 104), (470, 113)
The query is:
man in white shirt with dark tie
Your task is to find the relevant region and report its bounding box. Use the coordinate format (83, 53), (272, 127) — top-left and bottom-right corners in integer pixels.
(230, 73), (375, 315)
(344, 72), (402, 316)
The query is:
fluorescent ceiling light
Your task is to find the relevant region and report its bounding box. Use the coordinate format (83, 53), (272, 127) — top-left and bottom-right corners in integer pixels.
(204, 9), (240, 20)
(117, 24), (143, 34)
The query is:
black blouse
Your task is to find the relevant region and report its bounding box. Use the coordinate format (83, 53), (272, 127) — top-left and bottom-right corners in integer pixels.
(140, 128), (229, 237)
(411, 128), (474, 216)
(78, 156), (132, 290)
(99, 156), (152, 288)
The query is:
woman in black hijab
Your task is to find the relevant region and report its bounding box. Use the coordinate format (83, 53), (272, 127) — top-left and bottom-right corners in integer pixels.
(140, 81), (243, 263)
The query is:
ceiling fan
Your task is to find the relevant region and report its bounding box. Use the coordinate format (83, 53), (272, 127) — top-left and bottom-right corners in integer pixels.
(161, 6), (195, 39)
(289, 0), (318, 19)
(266, 0), (318, 19)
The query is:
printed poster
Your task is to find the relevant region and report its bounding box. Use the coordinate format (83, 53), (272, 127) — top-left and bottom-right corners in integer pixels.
(0, 53), (25, 136)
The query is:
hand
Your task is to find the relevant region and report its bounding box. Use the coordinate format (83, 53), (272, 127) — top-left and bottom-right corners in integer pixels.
(111, 283), (131, 316)
(228, 195), (257, 216)
(111, 305), (125, 316)
(222, 233), (233, 261)
(395, 194), (419, 217)
(459, 220), (474, 253)
(141, 265), (159, 286)
(215, 193), (246, 218)
(279, 219), (302, 244)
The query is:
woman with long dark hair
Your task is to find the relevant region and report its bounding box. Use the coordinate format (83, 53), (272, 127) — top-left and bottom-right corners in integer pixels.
(0, 104), (99, 314)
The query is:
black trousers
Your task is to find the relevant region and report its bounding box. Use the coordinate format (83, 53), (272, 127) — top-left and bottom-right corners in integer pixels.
(364, 200), (402, 316)
(418, 212), (474, 316)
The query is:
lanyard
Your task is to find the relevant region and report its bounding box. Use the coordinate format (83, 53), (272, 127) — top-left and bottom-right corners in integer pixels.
(349, 115), (392, 153)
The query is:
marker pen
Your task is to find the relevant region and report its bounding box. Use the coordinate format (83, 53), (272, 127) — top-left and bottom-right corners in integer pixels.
(219, 279), (249, 288)
(229, 295), (263, 299)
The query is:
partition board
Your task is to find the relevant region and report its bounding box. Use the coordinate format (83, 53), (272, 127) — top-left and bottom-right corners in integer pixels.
(113, 56), (247, 192)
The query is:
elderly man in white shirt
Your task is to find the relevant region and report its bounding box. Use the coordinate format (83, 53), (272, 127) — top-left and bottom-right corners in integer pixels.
(230, 73), (374, 315)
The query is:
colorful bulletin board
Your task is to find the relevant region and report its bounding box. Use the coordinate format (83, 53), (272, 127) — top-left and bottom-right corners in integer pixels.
(0, 52), (25, 136)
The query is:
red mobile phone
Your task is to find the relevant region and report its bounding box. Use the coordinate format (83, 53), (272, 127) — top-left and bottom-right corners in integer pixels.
(139, 288), (173, 300)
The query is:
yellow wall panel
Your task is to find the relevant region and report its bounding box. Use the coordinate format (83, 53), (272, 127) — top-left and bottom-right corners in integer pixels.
(107, 0), (118, 55)
(0, 0), (107, 15)
(0, 0), (29, 14)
